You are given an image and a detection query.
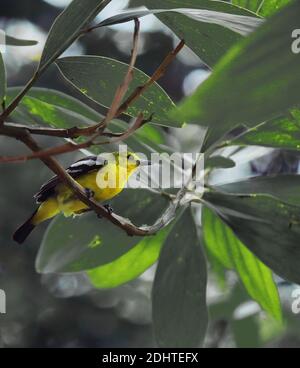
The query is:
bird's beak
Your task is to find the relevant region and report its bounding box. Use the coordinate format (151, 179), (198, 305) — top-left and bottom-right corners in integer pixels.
(138, 160), (151, 166)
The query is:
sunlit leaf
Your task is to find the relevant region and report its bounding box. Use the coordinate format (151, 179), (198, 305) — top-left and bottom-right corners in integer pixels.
(7, 87), (102, 128)
(233, 0), (291, 17)
(234, 110), (300, 150)
(99, 8), (263, 36)
(203, 207), (282, 321)
(204, 189), (300, 284)
(36, 190), (168, 273)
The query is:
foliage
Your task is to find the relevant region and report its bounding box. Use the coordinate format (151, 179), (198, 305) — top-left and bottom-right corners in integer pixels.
(1, 0), (299, 348)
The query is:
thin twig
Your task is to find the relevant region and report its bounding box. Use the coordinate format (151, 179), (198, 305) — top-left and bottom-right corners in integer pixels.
(103, 18), (140, 126)
(0, 24), (187, 237)
(0, 114), (150, 163)
(18, 131), (176, 237)
(117, 40), (185, 116)
(0, 40), (184, 162)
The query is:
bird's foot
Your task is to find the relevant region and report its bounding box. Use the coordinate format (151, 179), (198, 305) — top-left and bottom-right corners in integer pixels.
(97, 204), (113, 219)
(104, 204), (114, 215)
(84, 188), (95, 199)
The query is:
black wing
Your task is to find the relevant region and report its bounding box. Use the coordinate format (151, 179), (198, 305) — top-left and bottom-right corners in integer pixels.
(34, 156), (107, 203)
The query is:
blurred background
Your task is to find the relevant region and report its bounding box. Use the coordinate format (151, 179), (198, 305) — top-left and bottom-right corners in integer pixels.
(1, 0), (300, 348)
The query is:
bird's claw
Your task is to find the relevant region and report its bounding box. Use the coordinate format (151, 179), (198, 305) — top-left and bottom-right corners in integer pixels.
(84, 188), (95, 199)
(97, 204), (113, 219)
(104, 204), (114, 215)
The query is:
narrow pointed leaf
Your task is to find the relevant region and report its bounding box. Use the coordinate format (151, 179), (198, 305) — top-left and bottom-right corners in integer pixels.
(204, 189), (300, 284)
(87, 226), (171, 289)
(206, 156), (236, 169)
(130, 0), (259, 67)
(39, 0), (111, 71)
(7, 87), (103, 128)
(99, 8), (263, 36)
(234, 110), (300, 151)
(36, 190), (168, 273)
(172, 0), (300, 151)
(153, 209), (208, 348)
(203, 207), (282, 321)
(6, 35), (38, 46)
(233, 0), (291, 17)
(216, 174), (300, 207)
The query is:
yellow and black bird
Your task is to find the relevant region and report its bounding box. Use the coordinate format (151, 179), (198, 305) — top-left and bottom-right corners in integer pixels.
(13, 152), (142, 244)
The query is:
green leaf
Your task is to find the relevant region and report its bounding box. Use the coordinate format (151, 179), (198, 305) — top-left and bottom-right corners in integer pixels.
(206, 155), (236, 169)
(0, 53), (6, 106)
(131, 0), (259, 67)
(6, 35), (38, 47)
(152, 209), (208, 348)
(203, 207), (282, 321)
(7, 88), (169, 156)
(99, 8), (263, 36)
(203, 189), (300, 284)
(216, 174), (300, 207)
(56, 56), (178, 128)
(234, 110), (300, 150)
(7, 87), (102, 129)
(36, 190), (168, 273)
(233, 0), (291, 17)
(87, 226), (171, 289)
(172, 0), (300, 151)
(39, 0), (111, 71)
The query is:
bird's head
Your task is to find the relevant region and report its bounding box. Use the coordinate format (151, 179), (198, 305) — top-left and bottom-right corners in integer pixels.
(113, 151), (142, 175)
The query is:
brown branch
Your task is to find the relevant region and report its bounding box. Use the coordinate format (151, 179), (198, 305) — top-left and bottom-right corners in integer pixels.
(0, 113), (152, 163)
(0, 24), (187, 238)
(117, 40), (185, 116)
(103, 18), (140, 126)
(18, 130), (176, 237)
(0, 39), (184, 147)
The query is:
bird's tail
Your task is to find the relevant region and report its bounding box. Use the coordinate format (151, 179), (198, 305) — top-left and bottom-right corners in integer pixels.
(13, 209), (38, 244)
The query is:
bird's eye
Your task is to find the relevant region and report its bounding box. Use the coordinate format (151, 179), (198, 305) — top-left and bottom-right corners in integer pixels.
(127, 154), (133, 160)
